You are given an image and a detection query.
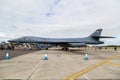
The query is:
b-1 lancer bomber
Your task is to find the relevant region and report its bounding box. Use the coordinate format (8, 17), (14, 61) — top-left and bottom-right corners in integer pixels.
(8, 29), (114, 50)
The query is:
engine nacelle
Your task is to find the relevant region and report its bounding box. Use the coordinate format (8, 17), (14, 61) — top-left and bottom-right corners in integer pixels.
(60, 43), (87, 47)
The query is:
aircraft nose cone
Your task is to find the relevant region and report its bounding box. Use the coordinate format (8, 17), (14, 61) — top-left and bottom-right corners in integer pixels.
(8, 40), (12, 42)
(8, 39), (15, 42)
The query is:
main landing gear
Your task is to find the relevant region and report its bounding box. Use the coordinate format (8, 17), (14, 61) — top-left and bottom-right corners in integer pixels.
(62, 47), (69, 51)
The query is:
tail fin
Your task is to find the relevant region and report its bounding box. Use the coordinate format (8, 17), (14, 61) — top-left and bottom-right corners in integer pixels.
(89, 29), (115, 41)
(89, 29), (102, 40)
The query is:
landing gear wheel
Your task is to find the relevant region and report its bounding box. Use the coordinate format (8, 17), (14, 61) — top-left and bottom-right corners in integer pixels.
(62, 47), (69, 51)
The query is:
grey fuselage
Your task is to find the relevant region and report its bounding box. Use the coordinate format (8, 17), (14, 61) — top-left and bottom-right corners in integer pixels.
(8, 36), (103, 47)
(8, 29), (109, 48)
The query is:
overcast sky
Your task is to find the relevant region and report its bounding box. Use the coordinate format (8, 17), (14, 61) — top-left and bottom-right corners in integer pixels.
(0, 0), (120, 45)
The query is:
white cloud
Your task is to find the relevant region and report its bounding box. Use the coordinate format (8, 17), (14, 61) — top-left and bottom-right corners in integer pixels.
(0, 32), (14, 42)
(0, 0), (120, 44)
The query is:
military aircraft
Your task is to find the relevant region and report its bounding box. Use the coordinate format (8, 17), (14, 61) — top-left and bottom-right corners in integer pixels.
(8, 29), (114, 50)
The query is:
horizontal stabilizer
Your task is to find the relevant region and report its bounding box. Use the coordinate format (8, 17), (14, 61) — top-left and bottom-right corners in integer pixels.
(92, 36), (115, 38)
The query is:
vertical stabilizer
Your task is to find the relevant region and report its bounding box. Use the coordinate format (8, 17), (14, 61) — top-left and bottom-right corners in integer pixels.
(89, 29), (102, 40)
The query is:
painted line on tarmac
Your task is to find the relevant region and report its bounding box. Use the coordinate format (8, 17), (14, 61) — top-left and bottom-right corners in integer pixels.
(105, 54), (120, 67)
(83, 74), (89, 80)
(27, 60), (45, 80)
(105, 55), (120, 67)
(105, 62), (120, 66)
(62, 54), (120, 80)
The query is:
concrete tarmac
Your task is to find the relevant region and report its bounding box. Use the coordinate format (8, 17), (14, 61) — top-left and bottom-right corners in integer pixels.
(0, 48), (120, 80)
(0, 50), (38, 61)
